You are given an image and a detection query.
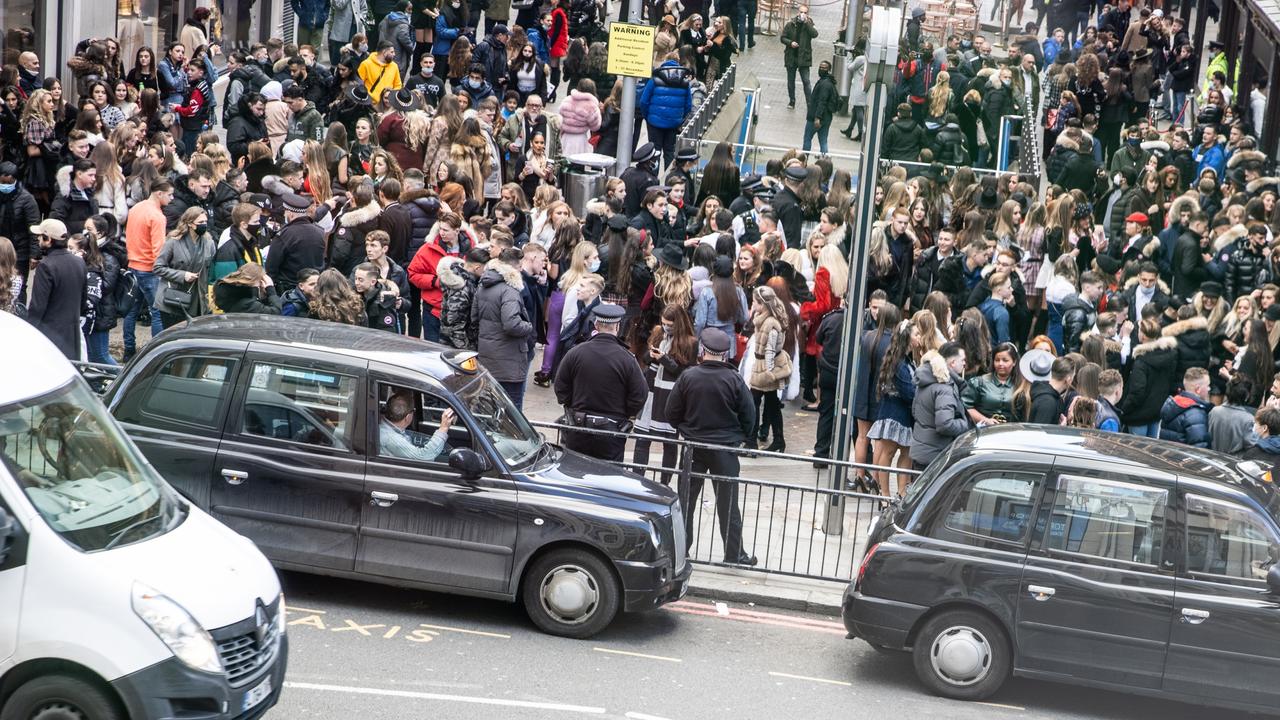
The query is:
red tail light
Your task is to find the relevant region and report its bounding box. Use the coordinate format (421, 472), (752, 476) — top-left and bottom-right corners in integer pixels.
(856, 543), (880, 591)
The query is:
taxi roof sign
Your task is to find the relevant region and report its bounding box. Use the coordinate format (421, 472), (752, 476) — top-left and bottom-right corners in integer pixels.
(607, 22), (656, 78)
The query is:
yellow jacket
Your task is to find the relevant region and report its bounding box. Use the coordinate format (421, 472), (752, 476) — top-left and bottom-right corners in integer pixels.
(359, 55), (403, 105)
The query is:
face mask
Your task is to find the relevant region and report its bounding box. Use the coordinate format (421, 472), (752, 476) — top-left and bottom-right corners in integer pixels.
(194, 223), (208, 235)
(588, 259), (601, 272)
(1127, 137), (1141, 147)
(0, 183), (14, 194)
(357, 44), (369, 54)
(248, 223), (261, 235)
(961, 40), (972, 49)
(1002, 79), (1010, 87)
(452, 1), (461, 6)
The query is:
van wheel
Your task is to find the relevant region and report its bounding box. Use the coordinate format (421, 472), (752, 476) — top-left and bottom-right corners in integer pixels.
(1, 675), (123, 720)
(522, 548), (620, 639)
(911, 610), (1010, 701)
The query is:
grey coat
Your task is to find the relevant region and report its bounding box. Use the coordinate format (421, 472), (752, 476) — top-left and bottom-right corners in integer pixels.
(471, 261), (533, 383)
(378, 12), (416, 78)
(911, 351), (974, 465)
(329, 0), (369, 43)
(153, 232), (217, 318)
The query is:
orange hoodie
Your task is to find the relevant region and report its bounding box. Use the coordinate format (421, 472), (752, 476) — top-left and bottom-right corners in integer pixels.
(125, 197), (168, 271)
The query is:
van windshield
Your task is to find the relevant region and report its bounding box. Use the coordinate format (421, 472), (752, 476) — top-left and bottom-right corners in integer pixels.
(0, 380), (182, 552)
(453, 372), (542, 467)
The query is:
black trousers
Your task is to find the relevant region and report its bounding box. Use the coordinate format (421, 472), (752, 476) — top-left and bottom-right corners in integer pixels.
(751, 389), (783, 445)
(682, 447), (748, 561)
(632, 427), (679, 485)
(408, 285), (423, 339)
(564, 428), (627, 462)
(813, 368), (839, 457)
(800, 353), (817, 401)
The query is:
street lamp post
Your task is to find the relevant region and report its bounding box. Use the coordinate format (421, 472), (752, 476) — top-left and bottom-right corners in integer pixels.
(823, 2), (901, 534)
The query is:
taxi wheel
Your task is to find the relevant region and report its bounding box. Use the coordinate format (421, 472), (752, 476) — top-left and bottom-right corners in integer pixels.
(522, 548), (620, 639)
(1, 675), (124, 720)
(911, 610), (1010, 701)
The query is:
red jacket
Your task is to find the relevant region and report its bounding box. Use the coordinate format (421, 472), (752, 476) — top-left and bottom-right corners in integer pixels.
(800, 267), (834, 356)
(408, 235), (464, 316)
(549, 8), (570, 58)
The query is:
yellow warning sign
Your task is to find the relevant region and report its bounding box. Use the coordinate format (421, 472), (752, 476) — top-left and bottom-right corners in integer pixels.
(607, 22), (656, 78)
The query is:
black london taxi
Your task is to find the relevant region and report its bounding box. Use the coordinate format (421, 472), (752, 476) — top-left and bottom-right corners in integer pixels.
(843, 425), (1280, 713)
(98, 315), (691, 638)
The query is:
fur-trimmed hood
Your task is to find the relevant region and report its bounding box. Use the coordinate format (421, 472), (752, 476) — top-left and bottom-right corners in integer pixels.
(400, 187), (436, 204)
(1247, 177), (1279, 195)
(261, 175), (290, 198)
(339, 200), (382, 227)
(915, 350), (954, 388)
(480, 259), (523, 290)
(1228, 149), (1267, 169)
(450, 133), (489, 152)
(1213, 223), (1250, 252)
(437, 255), (468, 290)
(1162, 316), (1208, 338)
(1122, 275), (1171, 295)
(1081, 329), (1124, 354)
(585, 198), (607, 216)
(1054, 133), (1079, 152)
(1132, 335), (1178, 357)
(1141, 139), (1170, 154)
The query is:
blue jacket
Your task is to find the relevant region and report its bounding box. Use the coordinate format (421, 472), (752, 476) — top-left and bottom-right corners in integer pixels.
(874, 360), (916, 427)
(527, 27), (551, 64)
(1194, 142), (1225, 182)
(1043, 37), (1062, 65)
(638, 61), (693, 130)
(432, 15), (464, 56)
(979, 297), (1010, 344)
(1159, 391), (1212, 448)
(291, 0), (330, 29)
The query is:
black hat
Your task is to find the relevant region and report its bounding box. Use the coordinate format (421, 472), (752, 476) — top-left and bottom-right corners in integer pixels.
(675, 146), (699, 163)
(1094, 253), (1123, 275)
(699, 327), (732, 354)
(1209, 40), (1225, 50)
(282, 193), (312, 213)
(741, 174), (763, 192)
(1072, 201), (1094, 220)
(713, 256), (733, 278)
(783, 165), (808, 182)
(493, 23), (510, 35)
(655, 243), (688, 270)
(244, 192), (272, 209)
(387, 87), (424, 112)
(633, 143), (659, 164)
(976, 176), (1000, 210)
(344, 84), (372, 107)
(0, 161), (16, 177)
(606, 214), (630, 231)
(1201, 281), (1224, 299)
(591, 303), (626, 322)
(1266, 304), (1280, 322)
(754, 185), (776, 200)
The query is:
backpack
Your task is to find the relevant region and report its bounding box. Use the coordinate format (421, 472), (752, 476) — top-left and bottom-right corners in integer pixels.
(115, 265), (138, 308)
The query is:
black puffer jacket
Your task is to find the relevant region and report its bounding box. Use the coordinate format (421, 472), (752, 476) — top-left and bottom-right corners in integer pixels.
(403, 189), (441, 260)
(1224, 243), (1272, 301)
(163, 177), (213, 231)
(208, 180), (241, 242)
(328, 200), (383, 277)
(213, 281), (283, 314)
(438, 255), (479, 349)
(1120, 336), (1180, 425)
(1163, 316), (1212, 380)
(910, 246), (957, 310)
(226, 100), (269, 164)
(882, 117), (928, 161)
(1061, 293), (1096, 354)
(931, 123), (969, 165)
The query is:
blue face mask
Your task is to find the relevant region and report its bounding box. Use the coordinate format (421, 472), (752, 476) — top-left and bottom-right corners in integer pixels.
(0, 183), (14, 194)
(588, 259), (601, 272)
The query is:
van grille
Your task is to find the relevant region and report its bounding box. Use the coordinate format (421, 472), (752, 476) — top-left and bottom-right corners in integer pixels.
(215, 606), (282, 687)
(671, 502), (687, 572)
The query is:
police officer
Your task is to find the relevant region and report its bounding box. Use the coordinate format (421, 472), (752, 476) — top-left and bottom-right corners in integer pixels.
(620, 143), (660, 217)
(728, 174), (763, 215)
(665, 328), (758, 566)
(664, 146), (699, 205)
(770, 165), (807, 250)
(732, 184), (774, 247)
(554, 303), (648, 461)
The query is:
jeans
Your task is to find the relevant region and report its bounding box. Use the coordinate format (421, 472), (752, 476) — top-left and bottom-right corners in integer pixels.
(123, 270), (163, 357)
(842, 106), (864, 137)
(86, 330), (117, 365)
(744, 6), (756, 46)
(423, 309), (441, 342)
(1172, 91), (1192, 123)
(499, 379), (526, 411)
(682, 447), (749, 561)
(649, 125), (679, 168)
(802, 118), (830, 154)
(329, 39), (347, 67)
(786, 65), (811, 105)
(732, 7), (747, 47)
(1129, 421), (1161, 438)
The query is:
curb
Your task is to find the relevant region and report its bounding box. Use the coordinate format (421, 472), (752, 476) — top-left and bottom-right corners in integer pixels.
(684, 566), (846, 616)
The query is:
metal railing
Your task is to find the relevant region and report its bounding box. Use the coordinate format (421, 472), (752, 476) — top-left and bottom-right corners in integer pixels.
(681, 138), (863, 177)
(678, 63), (739, 144)
(530, 420), (920, 582)
(877, 158), (1010, 181)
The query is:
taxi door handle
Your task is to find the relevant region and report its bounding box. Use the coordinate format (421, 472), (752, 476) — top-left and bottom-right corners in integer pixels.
(370, 491), (399, 508)
(1028, 585), (1056, 601)
(221, 468), (248, 485)
(1181, 608), (1210, 625)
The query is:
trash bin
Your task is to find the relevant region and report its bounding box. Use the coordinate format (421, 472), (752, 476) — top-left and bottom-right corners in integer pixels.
(561, 153), (614, 218)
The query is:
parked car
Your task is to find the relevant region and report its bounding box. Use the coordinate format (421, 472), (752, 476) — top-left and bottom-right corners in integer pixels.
(0, 312), (286, 720)
(93, 314), (691, 638)
(843, 424), (1280, 714)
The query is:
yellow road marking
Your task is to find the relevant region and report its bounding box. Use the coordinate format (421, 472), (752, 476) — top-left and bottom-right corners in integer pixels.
(593, 647), (683, 663)
(284, 605), (328, 614)
(419, 623), (512, 639)
(767, 671), (852, 687)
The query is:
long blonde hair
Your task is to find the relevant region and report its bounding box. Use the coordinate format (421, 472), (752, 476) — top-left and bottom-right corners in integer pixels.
(302, 140), (332, 204)
(867, 223), (894, 275)
(559, 241), (598, 291)
(816, 243), (849, 299)
(654, 263), (693, 309)
(928, 71), (951, 118)
(21, 89), (54, 129)
(403, 109), (432, 151)
(202, 143), (232, 183)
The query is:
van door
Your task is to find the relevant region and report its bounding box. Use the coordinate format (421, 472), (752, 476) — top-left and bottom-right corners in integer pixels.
(1163, 491), (1280, 708)
(1016, 465), (1176, 688)
(356, 377), (518, 594)
(0, 494), (26, 664)
(212, 351), (367, 571)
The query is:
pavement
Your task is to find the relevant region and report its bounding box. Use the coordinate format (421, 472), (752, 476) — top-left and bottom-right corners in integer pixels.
(271, 569), (1261, 720)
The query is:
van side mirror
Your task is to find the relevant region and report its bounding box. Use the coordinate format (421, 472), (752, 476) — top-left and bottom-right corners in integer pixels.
(448, 448), (489, 480)
(1269, 564), (1280, 595)
(0, 506), (13, 566)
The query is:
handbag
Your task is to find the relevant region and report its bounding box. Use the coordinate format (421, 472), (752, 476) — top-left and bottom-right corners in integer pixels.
(975, 118), (989, 148)
(161, 281), (195, 317)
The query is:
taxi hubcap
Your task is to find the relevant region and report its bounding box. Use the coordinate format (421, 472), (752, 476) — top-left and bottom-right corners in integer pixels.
(540, 565), (599, 624)
(930, 625), (992, 686)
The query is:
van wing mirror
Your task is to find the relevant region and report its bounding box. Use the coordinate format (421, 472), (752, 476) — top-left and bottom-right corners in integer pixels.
(448, 448), (489, 480)
(1269, 564), (1280, 596)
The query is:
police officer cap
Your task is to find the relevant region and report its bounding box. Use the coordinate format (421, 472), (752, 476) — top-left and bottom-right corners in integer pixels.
(784, 165), (809, 182)
(244, 192), (272, 209)
(754, 184), (776, 199)
(592, 303), (626, 322)
(741, 174), (763, 191)
(633, 143), (659, 164)
(699, 328), (732, 354)
(606, 214), (630, 231)
(675, 146), (699, 163)
(282, 193), (312, 213)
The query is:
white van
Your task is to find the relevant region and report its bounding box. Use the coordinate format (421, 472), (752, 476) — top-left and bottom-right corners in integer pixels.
(0, 313), (286, 720)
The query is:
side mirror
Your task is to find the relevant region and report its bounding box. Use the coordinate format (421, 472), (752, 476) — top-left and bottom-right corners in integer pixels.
(1269, 564), (1280, 596)
(448, 448), (489, 480)
(0, 506), (13, 566)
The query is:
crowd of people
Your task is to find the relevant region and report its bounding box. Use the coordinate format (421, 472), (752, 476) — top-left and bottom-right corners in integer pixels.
(2, 0), (1280, 500)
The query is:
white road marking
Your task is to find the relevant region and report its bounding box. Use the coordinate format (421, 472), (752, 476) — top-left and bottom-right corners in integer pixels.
(975, 701), (1026, 711)
(593, 647), (683, 663)
(767, 671), (852, 687)
(418, 623), (512, 639)
(283, 605), (328, 614)
(283, 681), (608, 714)
(625, 712), (675, 720)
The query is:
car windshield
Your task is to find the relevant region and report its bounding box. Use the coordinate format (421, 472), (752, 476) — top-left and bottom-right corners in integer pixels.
(453, 371), (542, 467)
(1234, 459), (1280, 526)
(0, 380), (182, 552)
